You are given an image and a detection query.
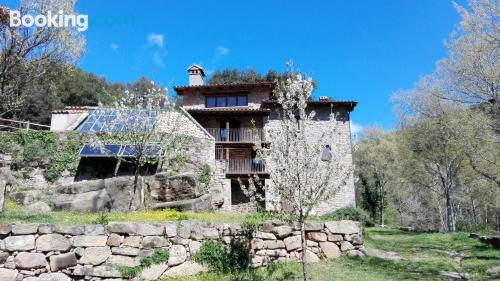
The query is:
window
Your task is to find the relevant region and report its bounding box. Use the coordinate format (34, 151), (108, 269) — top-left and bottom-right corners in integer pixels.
(237, 96), (248, 106)
(216, 96), (226, 107)
(205, 95), (248, 108)
(321, 145), (332, 161)
(206, 97), (216, 107)
(227, 96), (237, 106)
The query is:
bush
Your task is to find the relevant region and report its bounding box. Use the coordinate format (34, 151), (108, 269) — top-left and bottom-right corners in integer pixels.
(322, 206), (373, 226)
(194, 239), (249, 273)
(117, 249), (169, 278)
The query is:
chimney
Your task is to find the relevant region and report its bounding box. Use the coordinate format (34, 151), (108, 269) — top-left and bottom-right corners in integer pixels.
(187, 64), (205, 86)
(319, 96), (330, 101)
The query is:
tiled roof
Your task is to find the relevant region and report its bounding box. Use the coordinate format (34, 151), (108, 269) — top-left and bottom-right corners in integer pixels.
(174, 82), (275, 93)
(52, 106), (97, 114)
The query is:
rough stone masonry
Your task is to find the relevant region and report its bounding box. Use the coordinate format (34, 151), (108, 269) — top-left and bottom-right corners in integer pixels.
(0, 220), (363, 280)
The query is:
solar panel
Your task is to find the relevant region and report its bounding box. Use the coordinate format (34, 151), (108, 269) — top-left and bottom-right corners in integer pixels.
(78, 109), (159, 132)
(79, 144), (162, 158)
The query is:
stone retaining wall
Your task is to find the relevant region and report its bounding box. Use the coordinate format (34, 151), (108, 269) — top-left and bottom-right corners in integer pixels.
(0, 220), (363, 280)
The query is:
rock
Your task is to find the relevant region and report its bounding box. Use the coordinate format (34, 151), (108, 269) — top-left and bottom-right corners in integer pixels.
(107, 255), (140, 267)
(150, 194), (212, 212)
(71, 235), (108, 247)
(283, 235), (302, 251)
(250, 256), (264, 267)
(304, 250), (320, 263)
(255, 232), (276, 240)
(439, 271), (470, 280)
(365, 247), (401, 261)
(136, 223), (165, 236)
(162, 261), (206, 278)
(11, 224), (38, 234)
(123, 236), (141, 247)
(201, 227), (219, 239)
(49, 253), (77, 271)
(251, 239), (264, 250)
(4, 235), (35, 251)
(325, 220), (360, 235)
(142, 236), (169, 248)
(51, 189), (112, 212)
(149, 172), (198, 201)
(79, 247), (111, 265)
(189, 240), (202, 254)
(306, 232), (327, 242)
(164, 222), (177, 237)
(140, 262), (169, 280)
(38, 224), (54, 234)
(263, 240), (285, 249)
(168, 245), (187, 266)
(53, 225), (84, 236)
(36, 234), (71, 252)
(111, 246), (141, 256)
(14, 252), (47, 269)
(26, 201), (51, 214)
(304, 222), (324, 231)
(487, 266), (500, 277)
(107, 222), (137, 234)
(327, 234), (343, 242)
(351, 234), (363, 245)
(271, 226), (293, 239)
(78, 265), (121, 278)
(340, 241), (354, 251)
(0, 251), (9, 263)
(27, 273), (71, 281)
(106, 233), (122, 246)
(320, 242), (341, 259)
(0, 268), (18, 281)
(0, 224), (11, 235)
(84, 224), (105, 235)
(348, 250), (364, 258)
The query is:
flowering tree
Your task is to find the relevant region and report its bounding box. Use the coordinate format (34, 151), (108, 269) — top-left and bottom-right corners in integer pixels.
(249, 70), (352, 280)
(89, 81), (188, 211)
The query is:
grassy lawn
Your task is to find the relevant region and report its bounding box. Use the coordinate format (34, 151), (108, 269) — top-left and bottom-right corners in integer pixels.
(165, 228), (499, 281)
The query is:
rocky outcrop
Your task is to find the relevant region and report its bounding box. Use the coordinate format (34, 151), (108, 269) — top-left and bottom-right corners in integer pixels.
(0, 220), (363, 279)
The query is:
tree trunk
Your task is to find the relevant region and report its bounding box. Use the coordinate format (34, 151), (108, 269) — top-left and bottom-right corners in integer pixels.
(129, 160), (140, 211)
(445, 187), (455, 232)
(300, 219), (309, 281)
(380, 185), (385, 226)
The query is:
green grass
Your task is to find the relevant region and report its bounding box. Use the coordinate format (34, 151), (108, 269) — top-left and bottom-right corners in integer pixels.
(163, 228), (499, 281)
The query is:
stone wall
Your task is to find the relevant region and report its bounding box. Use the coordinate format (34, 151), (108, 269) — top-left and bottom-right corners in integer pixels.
(263, 107), (356, 215)
(0, 220), (363, 280)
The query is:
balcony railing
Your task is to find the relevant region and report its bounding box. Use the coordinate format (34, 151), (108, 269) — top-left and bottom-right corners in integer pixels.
(207, 128), (264, 142)
(226, 158), (265, 174)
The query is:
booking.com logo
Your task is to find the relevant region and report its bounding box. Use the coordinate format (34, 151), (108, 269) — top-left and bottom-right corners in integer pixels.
(9, 10), (88, 32)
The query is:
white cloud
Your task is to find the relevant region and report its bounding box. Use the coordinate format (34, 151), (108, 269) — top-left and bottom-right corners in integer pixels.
(147, 33), (164, 48)
(215, 46), (230, 58)
(110, 43), (119, 51)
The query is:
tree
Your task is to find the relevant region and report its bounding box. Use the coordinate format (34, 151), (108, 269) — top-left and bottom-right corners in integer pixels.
(89, 81), (188, 210)
(208, 68), (317, 88)
(354, 127), (396, 226)
(248, 70), (351, 280)
(0, 0), (85, 118)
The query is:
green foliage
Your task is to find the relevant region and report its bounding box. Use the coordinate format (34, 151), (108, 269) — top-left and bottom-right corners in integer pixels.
(43, 133), (83, 182)
(92, 211), (109, 225)
(194, 239), (249, 273)
(118, 249), (170, 278)
(197, 164), (211, 188)
(208, 68), (317, 88)
(322, 206), (373, 226)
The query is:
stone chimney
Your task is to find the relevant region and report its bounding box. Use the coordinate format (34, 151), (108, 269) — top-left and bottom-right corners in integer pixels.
(187, 64), (205, 86)
(319, 96), (330, 101)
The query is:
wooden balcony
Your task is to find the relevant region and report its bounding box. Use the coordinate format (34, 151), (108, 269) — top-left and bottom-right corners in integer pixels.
(226, 158), (266, 174)
(207, 128), (264, 143)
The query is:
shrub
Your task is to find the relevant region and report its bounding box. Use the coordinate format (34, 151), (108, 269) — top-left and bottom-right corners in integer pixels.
(117, 249), (169, 278)
(322, 206), (373, 226)
(197, 164), (211, 188)
(194, 239), (249, 273)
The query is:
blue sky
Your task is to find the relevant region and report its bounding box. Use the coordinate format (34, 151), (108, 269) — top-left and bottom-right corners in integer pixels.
(4, 0), (464, 131)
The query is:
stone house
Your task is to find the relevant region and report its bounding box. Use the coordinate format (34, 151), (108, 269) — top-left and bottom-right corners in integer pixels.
(49, 64), (357, 215)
